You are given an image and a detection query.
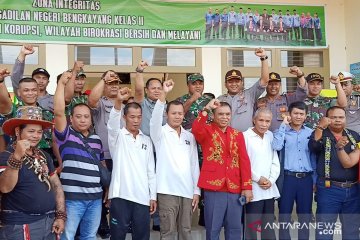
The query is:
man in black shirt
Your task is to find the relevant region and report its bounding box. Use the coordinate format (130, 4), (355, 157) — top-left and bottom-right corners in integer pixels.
(309, 106), (360, 240)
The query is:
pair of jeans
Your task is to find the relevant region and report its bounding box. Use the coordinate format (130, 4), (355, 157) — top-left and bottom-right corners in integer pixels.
(316, 180), (360, 240)
(61, 199), (102, 240)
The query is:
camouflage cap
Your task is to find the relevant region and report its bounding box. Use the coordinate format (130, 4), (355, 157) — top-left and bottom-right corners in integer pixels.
(187, 73), (204, 83)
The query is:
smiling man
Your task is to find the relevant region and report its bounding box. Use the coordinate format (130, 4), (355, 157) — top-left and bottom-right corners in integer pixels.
(150, 80), (200, 240)
(258, 67), (307, 132)
(218, 48), (269, 132)
(192, 98), (253, 240)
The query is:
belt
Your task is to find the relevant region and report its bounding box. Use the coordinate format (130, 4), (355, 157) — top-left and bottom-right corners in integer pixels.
(284, 170), (312, 178)
(320, 178), (358, 188)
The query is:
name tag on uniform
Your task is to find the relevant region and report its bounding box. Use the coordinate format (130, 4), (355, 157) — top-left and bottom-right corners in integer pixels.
(185, 140), (190, 145)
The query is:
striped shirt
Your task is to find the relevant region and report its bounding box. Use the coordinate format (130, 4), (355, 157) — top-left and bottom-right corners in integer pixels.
(55, 125), (103, 200)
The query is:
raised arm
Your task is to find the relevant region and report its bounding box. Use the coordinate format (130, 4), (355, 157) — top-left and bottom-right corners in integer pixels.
(272, 118), (289, 151)
(289, 66), (306, 88)
(64, 61), (84, 104)
(134, 61), (148, 103)
(255, 48), (270, 87)
(150, 79), (174, 143)
(192, 99), (219, 143)
(329, 75), (347, 108)
(336, 137), (360, 168)
(54, 72), (72, 133)
(0, 69), (12, 115)
(0, 140), (29, 193)
(11, 44), (35, 96)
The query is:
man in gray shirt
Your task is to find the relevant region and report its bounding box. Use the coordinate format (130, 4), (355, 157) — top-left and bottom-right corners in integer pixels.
(218, 48), (269, 132)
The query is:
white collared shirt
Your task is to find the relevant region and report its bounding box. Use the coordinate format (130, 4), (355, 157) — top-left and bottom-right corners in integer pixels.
(150, 100), (200, 199)
(243, 128), (280, 202)
(107, 107), (156, 206)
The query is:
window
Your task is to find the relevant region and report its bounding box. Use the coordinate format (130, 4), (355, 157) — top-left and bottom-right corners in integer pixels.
(142, 48), (196, 67)
(281, 51), (323, 67)
(75, 46), (132, 65)
(227, 49), (272, 67)
(282, 77), (298, 92)
(0, 45), (39, 64)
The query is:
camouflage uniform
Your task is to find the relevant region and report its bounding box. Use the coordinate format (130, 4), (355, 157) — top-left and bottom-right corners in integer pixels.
(176, 94), (211, 130)
(1, 99), (54, 149)
(65, 94), (88, 117)
(304, 96), (336, 129)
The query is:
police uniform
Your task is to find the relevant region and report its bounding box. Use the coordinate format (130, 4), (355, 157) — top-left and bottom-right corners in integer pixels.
(261, 72), (307, 132)
(340, 71), (360, 134)
(218, 69), (265, 132)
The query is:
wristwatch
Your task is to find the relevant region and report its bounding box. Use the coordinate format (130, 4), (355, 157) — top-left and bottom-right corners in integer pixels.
(260, 56), (268, 61)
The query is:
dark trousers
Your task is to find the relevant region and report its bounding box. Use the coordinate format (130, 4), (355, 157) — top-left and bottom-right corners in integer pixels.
(315, 28), (322, 41)
(293, 27), (300, 40)
(238, 25), (245, 39)
(110, 198), (150, 240)
(205, 24), (212, 39)
(316, 180), (360, 240)
(204, 191), (243, 240)
(306, 28), (314, 40)
(279, 174), (313, 240)
(212, 23), (220, 39)
(221, 23), (228, 39)
(228, 23), (236, 39)
(245, 199), (276, 240)
(301, 27), (307, 40)
(0, 215), (55, 240)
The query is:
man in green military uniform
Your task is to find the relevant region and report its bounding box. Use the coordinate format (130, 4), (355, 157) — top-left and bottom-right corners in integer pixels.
(339, 71), (360, 134)
(176, 73), (212, 130)
(304, 72), (347, 129)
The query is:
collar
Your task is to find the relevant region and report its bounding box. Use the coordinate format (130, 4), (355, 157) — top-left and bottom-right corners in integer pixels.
(122, 127), (144, 136)
(164, 123), (184, 134)
(287, 124), (305, 131)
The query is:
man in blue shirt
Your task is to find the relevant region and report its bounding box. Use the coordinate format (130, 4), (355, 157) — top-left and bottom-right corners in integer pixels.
(236, 7), (246, 39)
(271, 9), (279, 27)
(313, 12), (322, 42)
(272, 101), (314, 240)
(205, 8), (213, 40)
(212, 8), (220, 39)
(283, 10), (293, 41)
(228, 6), (237, 39)
(220, 8), (229, 39)
(292, 9), (301, 41)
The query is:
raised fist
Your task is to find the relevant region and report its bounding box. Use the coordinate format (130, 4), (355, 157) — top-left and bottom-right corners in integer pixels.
(329, 75), (340, 85)
(255, 47), (266, 57)
(0, 69), (10, 81)
(289, 66), (303, 77)
(163, 79), (174, 93)
(21, 44), (35, 56)
(14, 139), (31, 160)
(117, 87), (131, 102)
(205, 99), (221, 110)
(318, 117), (331, 129)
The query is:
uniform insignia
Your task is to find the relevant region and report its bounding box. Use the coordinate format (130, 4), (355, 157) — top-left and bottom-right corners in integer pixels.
(232, 71), (237, 76)
(270, 73), (277, 80)
(338, 72), (344, 80)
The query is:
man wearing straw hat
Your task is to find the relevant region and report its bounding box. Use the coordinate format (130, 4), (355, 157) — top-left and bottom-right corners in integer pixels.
(0, 105), (66, 239)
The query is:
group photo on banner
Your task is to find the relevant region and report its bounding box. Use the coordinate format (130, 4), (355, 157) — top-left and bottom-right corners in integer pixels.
(0, 0), (326, 47)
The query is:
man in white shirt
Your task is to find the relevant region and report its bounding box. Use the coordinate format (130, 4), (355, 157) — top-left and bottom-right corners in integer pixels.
(243, 108), (280, 240)
(150, 80), (200, 240)
(107, 87), (157, 240)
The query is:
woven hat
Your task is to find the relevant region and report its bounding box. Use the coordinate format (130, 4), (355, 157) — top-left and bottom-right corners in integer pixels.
(2, 106), (53, 136)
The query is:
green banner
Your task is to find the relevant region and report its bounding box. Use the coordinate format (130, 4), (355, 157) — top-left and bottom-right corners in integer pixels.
(0, 0), (326, 47)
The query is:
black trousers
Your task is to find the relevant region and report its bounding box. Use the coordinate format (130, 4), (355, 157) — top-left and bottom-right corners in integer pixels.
(110, 198), (150, 240)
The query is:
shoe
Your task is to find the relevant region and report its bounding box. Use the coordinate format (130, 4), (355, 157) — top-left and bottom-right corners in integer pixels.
(98, 228), (111, 239)
(152, 225), (160, 231)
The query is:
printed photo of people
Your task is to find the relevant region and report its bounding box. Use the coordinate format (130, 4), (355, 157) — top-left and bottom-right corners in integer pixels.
(204, 4), (325, 46)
